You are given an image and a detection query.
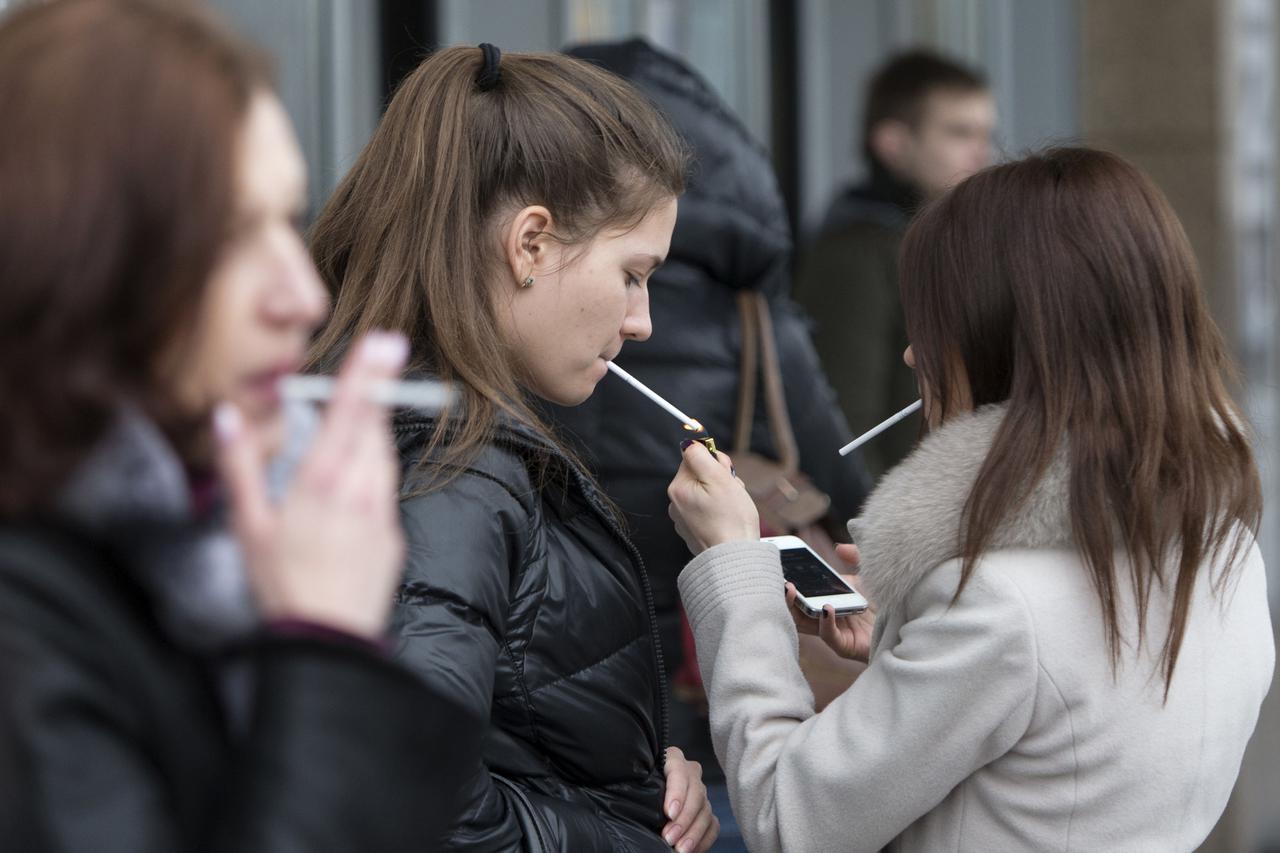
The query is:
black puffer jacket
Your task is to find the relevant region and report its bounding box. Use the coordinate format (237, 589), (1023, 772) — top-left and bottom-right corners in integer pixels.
(553, 39), (871, 669)
(0, 412), (476, 853)
(391, 412), (670, 852)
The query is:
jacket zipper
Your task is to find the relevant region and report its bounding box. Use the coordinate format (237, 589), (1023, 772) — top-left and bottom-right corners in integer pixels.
(581, 487), (670, 771)
(507, 426), (671, 769)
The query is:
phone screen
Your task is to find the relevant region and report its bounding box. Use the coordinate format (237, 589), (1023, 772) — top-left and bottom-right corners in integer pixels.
(780, 547), (854, 597)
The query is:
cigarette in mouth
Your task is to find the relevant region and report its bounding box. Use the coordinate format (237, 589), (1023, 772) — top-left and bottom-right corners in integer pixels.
(606, 362), (703, 432)
(837, 399), (923, 456)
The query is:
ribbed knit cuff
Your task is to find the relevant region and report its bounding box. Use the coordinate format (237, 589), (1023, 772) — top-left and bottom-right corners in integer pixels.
(678, 540), (785, 631)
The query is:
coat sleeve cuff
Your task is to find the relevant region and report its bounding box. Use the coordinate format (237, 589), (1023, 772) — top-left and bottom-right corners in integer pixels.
(678, 540), (784, 631)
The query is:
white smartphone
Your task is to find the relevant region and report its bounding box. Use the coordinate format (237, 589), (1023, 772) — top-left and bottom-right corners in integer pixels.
(763, 535), (869, 617)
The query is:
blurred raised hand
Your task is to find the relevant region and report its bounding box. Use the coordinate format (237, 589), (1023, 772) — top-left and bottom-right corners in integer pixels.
(216, 331), (408, 639)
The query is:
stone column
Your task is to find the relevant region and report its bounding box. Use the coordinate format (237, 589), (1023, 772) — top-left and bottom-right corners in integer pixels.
(1082, 1), (1279, 850)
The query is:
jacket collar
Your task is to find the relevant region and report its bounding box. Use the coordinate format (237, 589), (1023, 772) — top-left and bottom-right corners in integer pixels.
(863, 161), (923, 215)
(393, 406), (562, 462)
(821, 165), (922, 233)
(55, 407), (258, 650)
(394, 405), (632, 538)
(849, 403), (1073, 618)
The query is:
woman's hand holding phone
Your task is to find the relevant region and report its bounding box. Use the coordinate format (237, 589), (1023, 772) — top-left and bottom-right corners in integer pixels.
(785, 543), (876, 664)
(216, 331), (408, 641)
(667, 442), (759, 555)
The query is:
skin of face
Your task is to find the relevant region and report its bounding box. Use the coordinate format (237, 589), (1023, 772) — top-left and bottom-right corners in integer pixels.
(874, 89), (997, 198)
(173, 91), (328, 457)
(495, 196), (679, 406)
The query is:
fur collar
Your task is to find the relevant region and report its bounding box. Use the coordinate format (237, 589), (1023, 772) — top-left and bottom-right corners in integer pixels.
(849, 403), (1074, 619)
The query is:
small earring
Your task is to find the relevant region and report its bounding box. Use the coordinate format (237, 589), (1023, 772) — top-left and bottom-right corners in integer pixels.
(521, 276), (534, 288)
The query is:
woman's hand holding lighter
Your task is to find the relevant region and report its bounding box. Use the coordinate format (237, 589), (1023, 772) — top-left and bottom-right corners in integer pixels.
(667, 442), (759, 555)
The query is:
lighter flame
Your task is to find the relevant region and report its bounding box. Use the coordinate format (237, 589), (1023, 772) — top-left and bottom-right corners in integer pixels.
(683, 420), (704, 433)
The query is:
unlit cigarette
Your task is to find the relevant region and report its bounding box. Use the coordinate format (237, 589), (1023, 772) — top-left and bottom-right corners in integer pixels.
(606, 362), (702, 431)
(280, 375), (456, 411)
(838, 399), (923, 456)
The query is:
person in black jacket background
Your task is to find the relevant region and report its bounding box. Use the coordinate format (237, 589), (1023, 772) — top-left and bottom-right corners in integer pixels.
(550, 38), (872, 710)
(0, 2), (474, 850)
(793, 51), (995, 479)
(306, 45), (718, 852)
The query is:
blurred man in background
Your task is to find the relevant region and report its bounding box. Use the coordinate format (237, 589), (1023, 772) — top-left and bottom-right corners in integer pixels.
(795, 50), (995, 480)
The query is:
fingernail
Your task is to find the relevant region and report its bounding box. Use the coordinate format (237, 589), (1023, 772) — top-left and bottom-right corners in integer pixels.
(361, 331), (409, 368)
(212, 403), (242, 445)
(679, 840), (694, 853)
(664, 827), (680, 845)
(666, 800), (680, 820)
(680, 439), (694, 450)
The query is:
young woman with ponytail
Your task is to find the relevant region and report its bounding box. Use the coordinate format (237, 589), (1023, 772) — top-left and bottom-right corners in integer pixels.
(308, 45), (717, 853)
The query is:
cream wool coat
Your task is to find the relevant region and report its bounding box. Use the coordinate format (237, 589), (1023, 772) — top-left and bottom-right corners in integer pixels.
(679, 404), (1274, 853)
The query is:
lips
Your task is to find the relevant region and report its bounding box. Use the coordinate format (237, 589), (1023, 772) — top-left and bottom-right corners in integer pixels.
(242, 371), (286, 407)
(241, 358), (303, 410)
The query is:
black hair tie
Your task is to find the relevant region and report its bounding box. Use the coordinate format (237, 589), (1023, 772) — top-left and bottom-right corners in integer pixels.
(476, 43), (502, 91)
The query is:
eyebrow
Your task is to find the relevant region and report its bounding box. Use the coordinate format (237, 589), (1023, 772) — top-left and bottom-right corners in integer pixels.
(634, 254), (665, 273)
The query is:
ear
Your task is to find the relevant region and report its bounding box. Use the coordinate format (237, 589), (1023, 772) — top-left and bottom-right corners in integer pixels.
(870, 119), (913, 173)
(502, 205), (555, 288)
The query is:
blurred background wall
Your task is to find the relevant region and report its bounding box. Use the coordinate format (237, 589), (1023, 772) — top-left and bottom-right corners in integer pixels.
(205, 0), (381, 216)
(1076, 3), (1278, 850)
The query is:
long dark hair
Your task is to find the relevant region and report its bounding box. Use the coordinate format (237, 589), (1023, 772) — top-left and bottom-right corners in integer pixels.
(0, 0), (270, 518)
(899, 146), (1261, 693)
(307, 46), (686, 488)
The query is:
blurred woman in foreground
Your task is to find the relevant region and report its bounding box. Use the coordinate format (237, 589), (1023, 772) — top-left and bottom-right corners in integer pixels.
(0, 2), (472, 850)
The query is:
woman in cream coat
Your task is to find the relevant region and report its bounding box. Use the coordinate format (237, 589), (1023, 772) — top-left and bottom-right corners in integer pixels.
(667, 147), (1275, 853)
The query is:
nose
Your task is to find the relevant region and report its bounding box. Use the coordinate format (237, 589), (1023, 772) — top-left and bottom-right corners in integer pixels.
(264, 228), (329, 329)
(621, 287), (652, 342)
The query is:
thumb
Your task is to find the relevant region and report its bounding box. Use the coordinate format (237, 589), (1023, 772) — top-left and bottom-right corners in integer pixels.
(663, 747), (690, 817)
(834, 542), (861, 569)
(680, 442), (733, 484)
(213, 403), (271, 544)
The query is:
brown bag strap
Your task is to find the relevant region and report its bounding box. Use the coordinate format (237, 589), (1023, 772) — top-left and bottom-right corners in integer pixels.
(733, 291), (760, 453)
(754, 292), (801, 473)
(733, 291), (801, 473)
